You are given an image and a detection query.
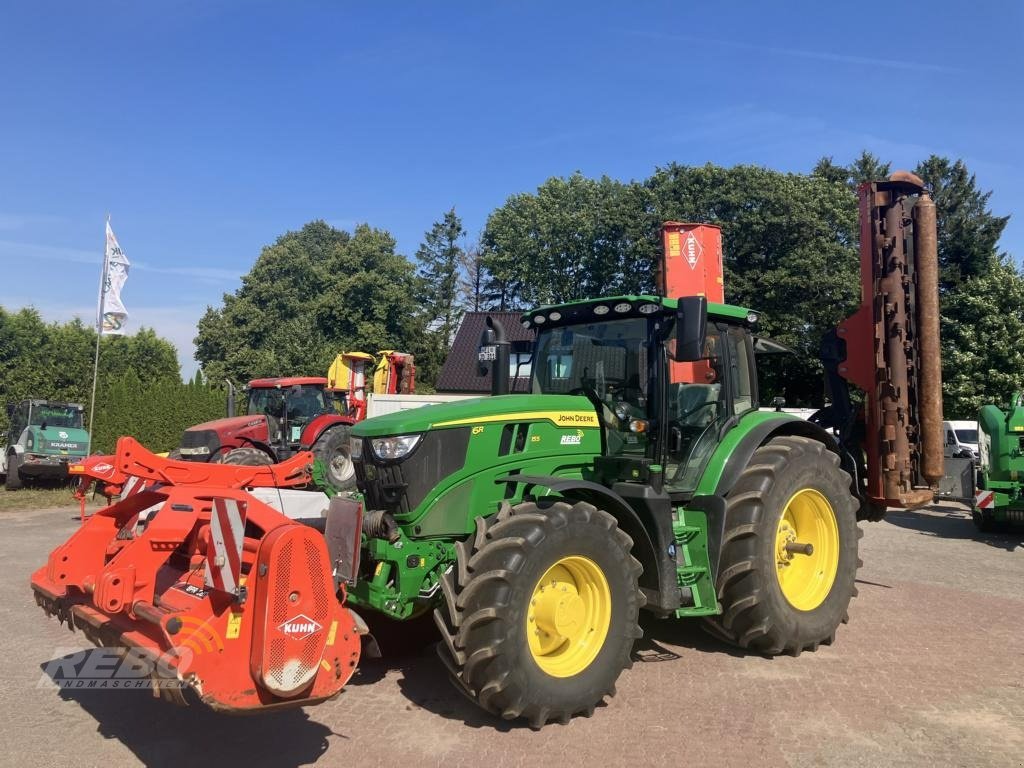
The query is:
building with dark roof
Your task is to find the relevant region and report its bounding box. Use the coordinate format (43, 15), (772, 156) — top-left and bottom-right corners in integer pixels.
(435, 311), (535, 394)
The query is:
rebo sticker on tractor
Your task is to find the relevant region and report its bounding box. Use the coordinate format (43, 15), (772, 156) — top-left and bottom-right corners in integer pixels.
(31, 175), (944, 728)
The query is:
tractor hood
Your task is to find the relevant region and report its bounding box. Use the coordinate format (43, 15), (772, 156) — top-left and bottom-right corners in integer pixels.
(188, 414), (266, 432)
(351, 394), (600, 437)
(30, 426), (89, 455)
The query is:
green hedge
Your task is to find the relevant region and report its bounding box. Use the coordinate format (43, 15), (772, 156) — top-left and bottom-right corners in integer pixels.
(90, 372), (228, 454)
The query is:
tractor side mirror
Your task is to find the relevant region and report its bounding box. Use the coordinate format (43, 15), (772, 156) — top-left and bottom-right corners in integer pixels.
(672, 296), (708, 362)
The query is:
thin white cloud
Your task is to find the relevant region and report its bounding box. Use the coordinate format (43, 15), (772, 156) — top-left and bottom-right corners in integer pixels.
(629, 31), (963, 74)
(0, 239), (98, 265)
(132, 261), (239, 282)
(0, 213), (67, 231)
(0, 239), (238, 283)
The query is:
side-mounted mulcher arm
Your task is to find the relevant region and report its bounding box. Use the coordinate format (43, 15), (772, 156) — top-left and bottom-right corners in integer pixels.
(819, 173), (944, 518)
(31, 437), (362, 712)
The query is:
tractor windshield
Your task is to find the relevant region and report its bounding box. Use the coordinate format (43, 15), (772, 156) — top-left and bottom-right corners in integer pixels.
(247, 386), (331, 425)
(31, 404), (83, 429)
(532, 318), (650, 457)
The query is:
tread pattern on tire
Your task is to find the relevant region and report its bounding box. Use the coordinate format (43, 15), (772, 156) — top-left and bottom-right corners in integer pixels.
(706, 435), (860, 657)
(219, 447), (273, 465)
(311, 425), (355, 492)
(433, 499), (643, 729)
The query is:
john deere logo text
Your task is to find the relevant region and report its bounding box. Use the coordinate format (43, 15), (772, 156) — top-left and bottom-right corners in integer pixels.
(556, 413), (597, 426)
(279, 614), (322, 640)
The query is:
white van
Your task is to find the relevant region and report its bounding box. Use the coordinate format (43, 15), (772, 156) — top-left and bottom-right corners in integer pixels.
(943, 419), (978, 459)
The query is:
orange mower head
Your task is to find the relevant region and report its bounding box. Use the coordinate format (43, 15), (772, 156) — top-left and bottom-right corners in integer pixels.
(31, 438), (363, 712)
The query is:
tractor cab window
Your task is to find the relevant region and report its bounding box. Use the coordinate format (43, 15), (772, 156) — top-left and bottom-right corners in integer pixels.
(9, 403), (28, 437)
(663, 322), (757, 495)
(532, 318), (650, 457)
(247, 386), (330, 426)
(285, 386), (330, 424)
(32, 405), (83, 429)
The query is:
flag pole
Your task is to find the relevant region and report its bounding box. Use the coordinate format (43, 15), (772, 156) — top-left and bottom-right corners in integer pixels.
(86, 216), (110, 456)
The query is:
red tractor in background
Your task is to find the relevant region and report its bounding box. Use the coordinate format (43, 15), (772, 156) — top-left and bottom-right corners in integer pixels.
(173, 350), (414, 491)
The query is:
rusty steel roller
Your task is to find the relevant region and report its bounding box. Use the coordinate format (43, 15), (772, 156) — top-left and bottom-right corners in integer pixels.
(913, 190), (943, 486)
(836, 171), (941, 513)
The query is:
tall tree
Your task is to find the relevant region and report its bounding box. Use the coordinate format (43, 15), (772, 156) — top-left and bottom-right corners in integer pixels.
(647, 163), (860, 404)
(195, 221), (419, 384)
(458, 239), (485, 312)
(0, 306), (182, 435)
(481, 173), (657, 309)
(416, 209), (466, 383)
(847, 150), (891, 187)
(940, 260), (1024, 416)
(811, 156), (850, 185)
(914, 155), (1010, 290)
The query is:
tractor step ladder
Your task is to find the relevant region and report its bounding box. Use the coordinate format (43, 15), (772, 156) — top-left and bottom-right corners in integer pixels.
(672, 509), (719, 617)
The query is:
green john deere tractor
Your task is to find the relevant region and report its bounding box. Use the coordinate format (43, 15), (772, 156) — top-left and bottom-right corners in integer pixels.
(349, 295), (859, 726)
(345, 176), (942, 728)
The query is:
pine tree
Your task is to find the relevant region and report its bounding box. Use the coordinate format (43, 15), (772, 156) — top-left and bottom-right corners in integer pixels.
(915, 155), (1010, 289)
(416, 208), (466, 381)
(847, 150), (891, 188)
(811, 156), (849, 185)
(458, 240), (485, 312)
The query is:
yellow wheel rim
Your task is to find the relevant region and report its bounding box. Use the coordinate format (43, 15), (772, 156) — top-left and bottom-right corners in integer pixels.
(775, 488), (840, 611)
(526, 555), (612, 678)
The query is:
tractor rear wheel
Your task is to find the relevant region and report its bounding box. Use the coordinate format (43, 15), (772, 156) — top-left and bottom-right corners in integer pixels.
(4, 454), (23, 490)
(434, 500), (642, 729)
(311, 426), (355, 492)
(707, 435), (859, 656)
(219, 447), (274, 466)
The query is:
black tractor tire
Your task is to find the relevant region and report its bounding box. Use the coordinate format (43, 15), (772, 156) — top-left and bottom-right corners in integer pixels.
(219, 447), (274, 466)
(972, 509), (996, 533)
(434, 499), (643, 729)
(706, 435), (860, 656)
(311, 426), (355, 492)
(5, 454), (23, 490)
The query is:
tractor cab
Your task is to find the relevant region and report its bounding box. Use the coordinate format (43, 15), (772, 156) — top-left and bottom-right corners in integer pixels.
(522, 295), (761, 499)
(245, 378), (334, 444)
(3, 399), (89, 489)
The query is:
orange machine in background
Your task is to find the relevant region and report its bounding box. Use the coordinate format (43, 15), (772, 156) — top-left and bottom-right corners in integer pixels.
(660, 222), (724, 384)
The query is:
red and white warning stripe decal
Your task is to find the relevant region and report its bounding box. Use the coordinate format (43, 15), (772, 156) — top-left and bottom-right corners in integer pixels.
(975, 490), (995, 509)
(205, 498), (247, 594)
(121, 475), (148, 497)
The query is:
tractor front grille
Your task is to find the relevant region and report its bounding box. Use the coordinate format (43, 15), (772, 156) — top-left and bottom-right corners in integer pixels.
(354, 428), (470, 516)
(178, 429), (220, 461)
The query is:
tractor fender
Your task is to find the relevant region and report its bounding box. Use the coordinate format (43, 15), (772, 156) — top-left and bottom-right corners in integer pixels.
(7, 444), (25, 456)
(300, 415), (356, 448)
(229, 438), (278, 462)
(713, 417), (839, 497)
(496, 474), (680, 614)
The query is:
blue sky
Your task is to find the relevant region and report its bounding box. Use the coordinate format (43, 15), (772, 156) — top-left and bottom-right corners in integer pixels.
(1, 2), (1020, 379)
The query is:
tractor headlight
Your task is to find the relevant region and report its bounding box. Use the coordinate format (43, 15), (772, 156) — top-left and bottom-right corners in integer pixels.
(350, 436), (363, 461)
(371, 434), (422, 461)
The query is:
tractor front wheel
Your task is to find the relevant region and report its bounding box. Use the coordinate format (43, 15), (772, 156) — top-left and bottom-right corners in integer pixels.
(5, 454), (23, 490)
(219, 447), (274, 466)
(311, 426), (355, 492)
(434, 500), (642, 728)
(707, 435), (860, 656)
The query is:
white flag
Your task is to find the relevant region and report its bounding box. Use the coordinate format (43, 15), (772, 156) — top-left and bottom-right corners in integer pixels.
(101, 221), (130, 335)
